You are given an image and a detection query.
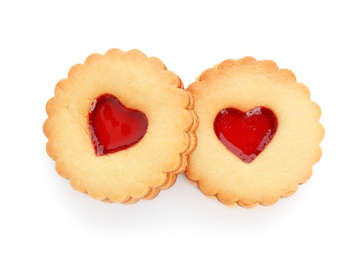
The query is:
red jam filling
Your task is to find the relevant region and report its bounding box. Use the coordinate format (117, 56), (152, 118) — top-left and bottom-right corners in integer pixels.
(88, 94), (148, 156)
(214, 107), (277, 163)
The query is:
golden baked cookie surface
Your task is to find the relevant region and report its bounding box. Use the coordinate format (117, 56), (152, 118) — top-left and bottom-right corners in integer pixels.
(44, 49), (197, 203)
(186, 57), (324, 207)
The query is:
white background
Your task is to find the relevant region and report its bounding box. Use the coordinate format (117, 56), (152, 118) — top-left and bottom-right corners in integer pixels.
(1, 1), (355, 259)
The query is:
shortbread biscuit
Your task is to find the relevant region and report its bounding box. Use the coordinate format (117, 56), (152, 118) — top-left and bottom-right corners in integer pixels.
(186, 57), (324, 207)
(44, 48), (198, 203)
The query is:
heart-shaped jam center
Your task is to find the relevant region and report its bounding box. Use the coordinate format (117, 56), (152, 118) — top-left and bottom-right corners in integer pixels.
(88, 94), (148, 156)
(214, 107), (277, 163)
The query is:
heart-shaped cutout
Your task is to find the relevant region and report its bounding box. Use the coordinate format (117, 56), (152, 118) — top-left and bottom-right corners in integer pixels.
(214, 107), (277, 163)
(89, 94), (148, 156)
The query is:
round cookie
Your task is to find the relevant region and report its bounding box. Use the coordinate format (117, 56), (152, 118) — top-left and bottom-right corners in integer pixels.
(186, 57), (324, 207)
(44, 48), (198, 203)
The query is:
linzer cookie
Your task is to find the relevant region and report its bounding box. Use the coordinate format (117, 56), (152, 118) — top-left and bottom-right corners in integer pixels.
(186, 57), (324, 207)
(43, 49), (197, 203)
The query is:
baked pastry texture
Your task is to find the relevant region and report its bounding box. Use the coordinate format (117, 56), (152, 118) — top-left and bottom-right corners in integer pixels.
(186, 57), (324, 207)
(44, 48), (197, 204)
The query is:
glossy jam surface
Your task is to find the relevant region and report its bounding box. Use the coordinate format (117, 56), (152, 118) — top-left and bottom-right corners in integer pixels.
(214, 107), (277, 163)
(89, 94), (148, 156)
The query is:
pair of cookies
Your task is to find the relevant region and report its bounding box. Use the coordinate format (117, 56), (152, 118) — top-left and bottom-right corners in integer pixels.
(43, 48), (324, 207)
